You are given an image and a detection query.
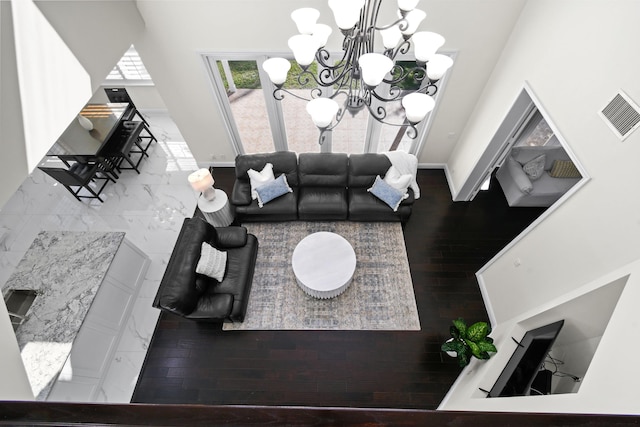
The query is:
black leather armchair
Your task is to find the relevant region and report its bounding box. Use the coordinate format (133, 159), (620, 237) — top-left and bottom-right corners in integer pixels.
(153, 217), (258, 322)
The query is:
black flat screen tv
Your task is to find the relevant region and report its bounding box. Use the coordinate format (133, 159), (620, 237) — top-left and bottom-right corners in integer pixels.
(487, 319), (564, 398)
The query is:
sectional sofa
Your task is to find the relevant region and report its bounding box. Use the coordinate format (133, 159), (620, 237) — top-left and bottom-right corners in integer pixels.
(231, 151), (417, 223)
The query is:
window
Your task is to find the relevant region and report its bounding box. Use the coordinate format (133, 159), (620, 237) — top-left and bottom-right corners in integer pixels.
(106, 45), (152, 83)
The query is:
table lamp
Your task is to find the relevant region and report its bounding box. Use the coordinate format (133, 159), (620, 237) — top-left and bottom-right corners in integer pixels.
(188, 168), (216, 201)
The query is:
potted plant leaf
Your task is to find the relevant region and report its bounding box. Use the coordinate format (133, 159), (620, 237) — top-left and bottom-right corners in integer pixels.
(441, 318), (497, 367)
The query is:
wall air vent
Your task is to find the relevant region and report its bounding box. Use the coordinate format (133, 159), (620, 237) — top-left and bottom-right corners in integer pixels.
(599, 91), (640, 141)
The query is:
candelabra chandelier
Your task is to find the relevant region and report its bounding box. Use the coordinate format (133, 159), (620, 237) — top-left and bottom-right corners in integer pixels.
(262, 0), (453, 145)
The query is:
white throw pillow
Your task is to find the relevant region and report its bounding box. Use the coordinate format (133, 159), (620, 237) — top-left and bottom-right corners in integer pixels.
(383, 166), (412, 196)
(247, 163), (275, 200)
(521, 154), (546, 181)
(195, 242), (227, 282)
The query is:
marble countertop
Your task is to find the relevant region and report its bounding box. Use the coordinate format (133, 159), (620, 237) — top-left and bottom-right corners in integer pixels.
(2, 231), (125, 400)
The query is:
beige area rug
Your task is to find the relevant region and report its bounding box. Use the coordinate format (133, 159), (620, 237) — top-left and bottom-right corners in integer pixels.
(223, 221), (420, 331)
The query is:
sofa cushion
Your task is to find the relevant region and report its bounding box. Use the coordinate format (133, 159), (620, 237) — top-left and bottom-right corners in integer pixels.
(235, 151), (299, 186)
(348, 188), (410, 222)
(255, 174), (293, 208)
(298, 153), (349, 187)
(298, 187), (348, 220)
(196, 242), (227, 281)
(522, 154), (546, 180)
(232, 152), (299, 208)
(187, 293), (233, 321)
(368, 175), (407, 211)
(348, 153), (393, 188)
(247, 162), (275, 200)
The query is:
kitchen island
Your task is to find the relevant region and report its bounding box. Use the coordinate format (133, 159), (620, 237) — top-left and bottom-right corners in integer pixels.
(2, 231), (149, 401)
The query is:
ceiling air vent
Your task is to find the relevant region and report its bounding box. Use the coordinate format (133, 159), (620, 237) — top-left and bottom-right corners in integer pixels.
(599, 90), (640, 141)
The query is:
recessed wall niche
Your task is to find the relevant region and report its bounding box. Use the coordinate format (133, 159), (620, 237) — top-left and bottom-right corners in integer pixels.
(487, 275), (628, 397)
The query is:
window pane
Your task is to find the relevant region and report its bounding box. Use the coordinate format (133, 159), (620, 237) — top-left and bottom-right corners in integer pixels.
(279, 60), (322, 153)
(107, 45), (151, 81)
(331, 108), (368, 154)
(218, 60), (273, 154)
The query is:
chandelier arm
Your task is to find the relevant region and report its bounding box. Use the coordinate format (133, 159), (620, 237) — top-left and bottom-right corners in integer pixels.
(316, 48), (346, 71)
(315, 105), (347, 145)
(368, 86), (403, 103)
(374, 17), (409, 32)
(272, 87), (313, 102)
(416, 82), (439, 97)
(362, 101), (420, 140)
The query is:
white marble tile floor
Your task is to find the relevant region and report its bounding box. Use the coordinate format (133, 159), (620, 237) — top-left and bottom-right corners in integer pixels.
(0, 111), (199, 403)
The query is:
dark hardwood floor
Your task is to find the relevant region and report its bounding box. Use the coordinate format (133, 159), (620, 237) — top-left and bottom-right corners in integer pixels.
(131, 168), (545, 409)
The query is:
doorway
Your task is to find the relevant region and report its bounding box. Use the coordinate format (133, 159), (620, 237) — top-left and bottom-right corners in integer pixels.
(456, 83), (588, 207)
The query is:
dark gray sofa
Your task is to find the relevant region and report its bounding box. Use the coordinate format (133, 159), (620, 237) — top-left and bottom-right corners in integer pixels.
(231, 151), (415, 223)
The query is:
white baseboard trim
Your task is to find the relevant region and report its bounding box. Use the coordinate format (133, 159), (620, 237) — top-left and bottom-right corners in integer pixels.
(198, 161), (236, 168)
(417, 163), (446, 169)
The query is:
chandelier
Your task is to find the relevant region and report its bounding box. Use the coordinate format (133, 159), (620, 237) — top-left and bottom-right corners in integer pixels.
(262, 0), (452, 145)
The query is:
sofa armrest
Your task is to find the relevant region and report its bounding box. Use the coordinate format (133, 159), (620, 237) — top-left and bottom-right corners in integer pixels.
(505, 156), (533, 194)
(231, 181), (252, 206)
(212, 226), (248, 248)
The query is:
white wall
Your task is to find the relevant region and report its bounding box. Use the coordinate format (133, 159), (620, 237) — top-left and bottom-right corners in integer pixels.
(11, 0), (92, 172)
(0, 1), (29, 209)
(132, 0), (525, 165)
(441, 0), (640, 413)
(0, 0), (144, 209)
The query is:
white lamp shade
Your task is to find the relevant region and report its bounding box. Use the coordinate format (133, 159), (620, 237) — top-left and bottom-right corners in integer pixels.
(358, 53), (393, 87)
(397, 0), (420, 12)
(291, 8), (320, 35)
(426, 54), (453, 80)
(400, 8), (426, 36)
(188, 168), (215, 192)
(312, 23), (333, 48)
(263, 57), (291, 85)
(380, 24), (402, 49)
(306, 97), (340, 128)
(401, 93), (435, 123)
(288, 34), (318, 67)
(328, 0), (365, 30)
(412, 31), (445, 62)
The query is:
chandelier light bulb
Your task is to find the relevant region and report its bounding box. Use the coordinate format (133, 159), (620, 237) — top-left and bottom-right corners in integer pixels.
(402, 93), (435, 124)
(412, 31), (445, 63)
(306, 97), (340, 129)
(262, 57), (291, 86)
(397, 0), (420, 12)
(291, 8), (320, 35)
(426, 54), (454, 81)
(328, 0), (365, 30)
(359, 53), (393, 87)
(312, 23), (333, 48)
(400, 8), (426, 37)
(380, 24), (402, 50)
(288, 34), (319, 67)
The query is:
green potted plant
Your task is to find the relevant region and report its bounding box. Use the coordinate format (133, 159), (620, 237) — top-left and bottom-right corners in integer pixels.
(441, 318), (497, 367)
